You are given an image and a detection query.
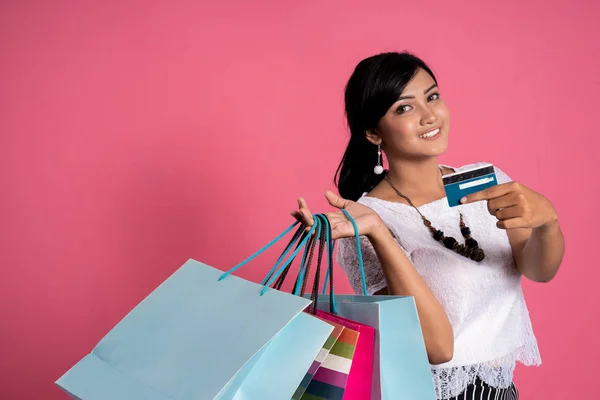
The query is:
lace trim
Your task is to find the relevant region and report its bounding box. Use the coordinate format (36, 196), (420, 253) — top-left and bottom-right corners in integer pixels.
(431, 342), (541, 399)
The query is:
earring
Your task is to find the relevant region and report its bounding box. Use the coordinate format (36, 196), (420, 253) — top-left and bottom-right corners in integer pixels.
(374, 144), (384, 175)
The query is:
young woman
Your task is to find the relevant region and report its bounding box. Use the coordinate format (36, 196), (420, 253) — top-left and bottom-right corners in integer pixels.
(291, 52), (564, 399)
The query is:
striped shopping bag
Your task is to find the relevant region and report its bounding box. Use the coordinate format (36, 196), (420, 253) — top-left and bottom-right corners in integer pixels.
(292, 318), (345, 399)
(300, 311), (360, 400)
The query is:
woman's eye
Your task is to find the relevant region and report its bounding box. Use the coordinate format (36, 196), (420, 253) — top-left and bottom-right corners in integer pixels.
(428, 93), (441, 101)
(396, 105), (413, 114)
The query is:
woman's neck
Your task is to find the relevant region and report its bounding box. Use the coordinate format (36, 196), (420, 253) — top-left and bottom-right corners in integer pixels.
(386, 158), (446, 199)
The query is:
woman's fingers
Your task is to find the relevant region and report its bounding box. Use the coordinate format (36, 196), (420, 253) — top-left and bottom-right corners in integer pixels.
(297, 197), (309, 210)
(290, 210), (302, 222)
(325, 190), (349, 210)
(494, 205), (523, 221)
(294, 197), (314, 227)
(293, 194), (355, 236)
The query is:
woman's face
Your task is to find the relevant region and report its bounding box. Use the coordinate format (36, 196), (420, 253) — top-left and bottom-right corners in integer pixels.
(370, 68), (450, 160)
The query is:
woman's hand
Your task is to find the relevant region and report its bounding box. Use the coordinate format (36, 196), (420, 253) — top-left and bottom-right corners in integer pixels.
(291, 191), (385, 240)
(294, 192), (456, 364)
(461, 181), (558, 230)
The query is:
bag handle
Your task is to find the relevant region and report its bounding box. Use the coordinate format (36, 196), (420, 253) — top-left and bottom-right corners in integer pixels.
(267, 225), (306, 290)
(218, 209), (367, 298)
(320, 216), (335, 297)
(293, 215), (326, 296)
(269, 214), (337, 314)
(273, 225), (318, 296)
(340, 209), (368, 296)
(259, 217), (323, 295)
(305, 215), (326, 314)
(218, 220), (320, 296)
(299, 230), (320, 297)
(309, 214), (337, 314)
(308, 214), (338, 314)
(315, 210), (368, 296)
(270, 227), (314, 293)
(293, 218), (320, 296)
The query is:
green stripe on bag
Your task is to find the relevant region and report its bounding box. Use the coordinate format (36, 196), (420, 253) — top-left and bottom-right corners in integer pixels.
(322, 336), (337, 351)
(329, 341), (357, 359)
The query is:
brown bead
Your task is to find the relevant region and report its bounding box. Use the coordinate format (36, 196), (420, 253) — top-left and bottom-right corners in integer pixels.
(443, 237), (458, 249)
(471, 248), (485, 262)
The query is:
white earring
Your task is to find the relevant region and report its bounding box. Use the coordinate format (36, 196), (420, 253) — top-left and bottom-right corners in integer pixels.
(374, 144), (384, 175)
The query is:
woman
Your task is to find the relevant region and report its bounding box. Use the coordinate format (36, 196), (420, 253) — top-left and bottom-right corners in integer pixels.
(291, 52), (564, 399)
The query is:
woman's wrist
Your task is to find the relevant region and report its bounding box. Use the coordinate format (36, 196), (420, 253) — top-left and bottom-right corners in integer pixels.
(366, 221), (392, 244)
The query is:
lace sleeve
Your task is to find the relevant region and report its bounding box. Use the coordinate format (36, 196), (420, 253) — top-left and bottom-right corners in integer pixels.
(336, 234), (412, 295)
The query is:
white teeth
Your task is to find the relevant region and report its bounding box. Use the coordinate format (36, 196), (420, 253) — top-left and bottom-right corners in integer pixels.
(419, 128), (440, 138)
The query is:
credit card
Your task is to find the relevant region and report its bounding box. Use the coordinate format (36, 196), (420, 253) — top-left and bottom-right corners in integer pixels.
(443, 164), (498, 207)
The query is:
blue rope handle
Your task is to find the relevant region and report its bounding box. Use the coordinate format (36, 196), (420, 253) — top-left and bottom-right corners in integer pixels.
(217, 209), (367, 299)
(292, 228), (314, 295)
(292, 213), (329, 297)
(314, 215), (338, 313)
(260, 218), (321, 295)
(218, 221), (300, 281)
(315, 214), (338, 315)
(218, 220), (319, 295)
(321, 215), (332, 295)
(267, 224), (305, 284)
(340, 209), (368, 296)
(292, 216), (323, 296)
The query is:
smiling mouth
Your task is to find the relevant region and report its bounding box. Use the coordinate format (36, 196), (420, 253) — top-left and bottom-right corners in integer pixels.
(419, 128), (441, 139)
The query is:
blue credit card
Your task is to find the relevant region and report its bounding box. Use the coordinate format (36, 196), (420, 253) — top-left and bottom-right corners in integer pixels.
(443, 164), (498, 207)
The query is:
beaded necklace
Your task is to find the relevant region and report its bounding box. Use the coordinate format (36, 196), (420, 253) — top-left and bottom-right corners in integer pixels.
(384, 173), (485, 262)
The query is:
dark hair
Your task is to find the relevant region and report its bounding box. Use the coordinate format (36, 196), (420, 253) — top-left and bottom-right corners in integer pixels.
(334, 51), (438, 201)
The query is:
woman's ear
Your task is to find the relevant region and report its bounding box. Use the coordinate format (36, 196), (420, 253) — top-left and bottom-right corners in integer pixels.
(366, 129), (382, 146)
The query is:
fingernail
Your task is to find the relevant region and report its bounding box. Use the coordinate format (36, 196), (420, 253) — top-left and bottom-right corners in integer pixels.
(460, 197), (467, 204)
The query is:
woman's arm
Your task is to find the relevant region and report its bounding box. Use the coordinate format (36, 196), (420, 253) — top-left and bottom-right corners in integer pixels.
(506, 219), (564, 283)
(368, 226), (454, 365)
(463, 181), (564, 283)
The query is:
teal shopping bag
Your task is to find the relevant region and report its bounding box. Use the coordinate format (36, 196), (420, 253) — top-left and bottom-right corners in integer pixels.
(56, 222), (333, 400)
(308, 210), (437, 400)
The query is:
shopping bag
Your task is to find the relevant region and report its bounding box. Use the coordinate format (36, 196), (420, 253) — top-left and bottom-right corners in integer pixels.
(302, 312), (361, 400)
(313, 295), (435, 400)
(309, 211), (437, 400)
(292, 318), (345, 400)
(56, 221), (334, 400)
(313, 310), (373, 400)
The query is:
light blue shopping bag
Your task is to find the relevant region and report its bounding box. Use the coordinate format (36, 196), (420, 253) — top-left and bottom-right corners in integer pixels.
(309, 210), (437, 400)
(56, 222), (334, 400)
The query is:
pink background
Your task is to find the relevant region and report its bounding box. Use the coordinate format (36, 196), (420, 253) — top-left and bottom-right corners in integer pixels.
(2, 1), (599, 399)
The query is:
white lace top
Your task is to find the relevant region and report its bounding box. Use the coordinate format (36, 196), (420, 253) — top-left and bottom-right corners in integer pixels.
(336, 162), (541, 399)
